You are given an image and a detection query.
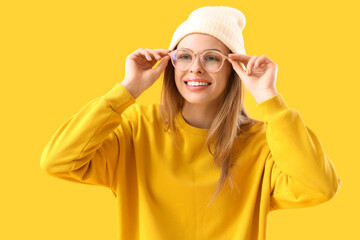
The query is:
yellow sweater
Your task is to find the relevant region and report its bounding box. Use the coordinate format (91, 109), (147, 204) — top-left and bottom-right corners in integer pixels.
(40, 82), (341, 240)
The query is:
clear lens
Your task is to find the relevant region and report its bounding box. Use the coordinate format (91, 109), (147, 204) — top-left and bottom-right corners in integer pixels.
(202, 51), (222, 72)
(173, 50), (193, 71)
(172, 49), (224, 72)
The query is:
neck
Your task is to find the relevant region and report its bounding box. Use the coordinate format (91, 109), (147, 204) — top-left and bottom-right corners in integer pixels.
(181, 101), (221, 129)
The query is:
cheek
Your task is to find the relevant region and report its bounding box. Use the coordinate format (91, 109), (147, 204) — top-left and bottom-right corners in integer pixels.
(224, 62), (233, 76)
(174, 70), (184, 88)
(216, 66), (232, 89)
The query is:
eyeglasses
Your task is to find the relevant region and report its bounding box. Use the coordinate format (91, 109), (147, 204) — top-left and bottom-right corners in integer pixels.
(167, 48), (229, 73)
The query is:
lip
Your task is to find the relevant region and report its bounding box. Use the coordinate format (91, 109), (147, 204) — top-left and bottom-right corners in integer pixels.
(183, 78), (212, 91)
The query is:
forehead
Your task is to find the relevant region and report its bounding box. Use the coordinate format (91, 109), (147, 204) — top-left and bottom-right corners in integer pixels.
(177, 33), (230, 53)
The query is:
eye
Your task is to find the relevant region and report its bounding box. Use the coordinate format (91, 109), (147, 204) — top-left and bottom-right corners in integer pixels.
(203, 51), (222, 61)
(179, 54), (192, 60)
(205, 55), (219, 61)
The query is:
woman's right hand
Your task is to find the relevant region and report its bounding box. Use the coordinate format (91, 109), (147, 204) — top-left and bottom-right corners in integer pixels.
(121, 48), (171, 99)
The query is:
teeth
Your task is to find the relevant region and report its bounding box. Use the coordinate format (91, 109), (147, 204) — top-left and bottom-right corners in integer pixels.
(186, 81), (210, 86)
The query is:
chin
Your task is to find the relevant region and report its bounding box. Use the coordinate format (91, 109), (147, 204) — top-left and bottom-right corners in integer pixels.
(182, 95), (214, 106)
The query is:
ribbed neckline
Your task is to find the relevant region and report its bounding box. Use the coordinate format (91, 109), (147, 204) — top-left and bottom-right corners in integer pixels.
(175, 111), (209, 136)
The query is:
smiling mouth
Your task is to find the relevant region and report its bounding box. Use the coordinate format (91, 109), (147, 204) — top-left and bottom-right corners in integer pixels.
(184, 81), (212, 86)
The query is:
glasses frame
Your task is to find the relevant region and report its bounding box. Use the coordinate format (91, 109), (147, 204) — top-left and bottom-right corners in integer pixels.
(167, 48), (230, 73)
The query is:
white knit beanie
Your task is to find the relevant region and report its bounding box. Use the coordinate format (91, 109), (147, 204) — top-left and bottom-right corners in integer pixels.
(168, 6), (246, 55)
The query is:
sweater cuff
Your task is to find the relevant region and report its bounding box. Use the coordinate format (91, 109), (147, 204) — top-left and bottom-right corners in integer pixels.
(256, 93), (290, 121)
(103, 82), (136, 114)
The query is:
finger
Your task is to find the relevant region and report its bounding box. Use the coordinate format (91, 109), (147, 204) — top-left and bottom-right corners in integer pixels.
(153, 49), (172, 55)
(228, 58), (246, 75)
(145, 48), (162, 61)
(247, 55), (259, 75)
(254, 55), (268, 69)
(130, 49), (148, 63)
(154, 49), (172, 59)
(228, 53), (252, 65)
(154, 55), (170, 76)
(132, 48), (145, 58)
(148, 49), (172, 61)
(132, 48), (171, 63)
(139, 48), (152, 61)
(145, 49), (159, 61)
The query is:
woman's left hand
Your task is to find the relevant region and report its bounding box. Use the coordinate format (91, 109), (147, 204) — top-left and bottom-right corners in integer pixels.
(227, 53), (279, 104)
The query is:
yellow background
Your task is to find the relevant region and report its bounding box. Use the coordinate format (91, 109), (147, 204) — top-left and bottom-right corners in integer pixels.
(0, 0), (358, 239)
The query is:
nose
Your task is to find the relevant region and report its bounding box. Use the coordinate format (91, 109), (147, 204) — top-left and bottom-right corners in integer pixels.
(189, 53), (204, 74)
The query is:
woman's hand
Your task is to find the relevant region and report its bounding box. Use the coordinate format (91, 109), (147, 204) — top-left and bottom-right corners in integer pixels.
(227, 54), (279, 104)
(121, 48), (171, 99)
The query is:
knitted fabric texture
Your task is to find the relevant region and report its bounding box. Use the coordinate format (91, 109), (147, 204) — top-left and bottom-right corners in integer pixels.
(168, 6), (247, 55)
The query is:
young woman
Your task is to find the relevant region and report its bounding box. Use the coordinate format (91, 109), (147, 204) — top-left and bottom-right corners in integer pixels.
(40, 6), (341, 240)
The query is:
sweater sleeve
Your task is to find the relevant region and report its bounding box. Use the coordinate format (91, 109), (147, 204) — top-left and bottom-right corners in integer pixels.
(256, 93), (342, 211)
(40, 83), (136, 195)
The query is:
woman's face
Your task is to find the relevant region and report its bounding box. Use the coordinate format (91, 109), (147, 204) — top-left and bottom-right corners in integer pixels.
(174, 33), (233, 107)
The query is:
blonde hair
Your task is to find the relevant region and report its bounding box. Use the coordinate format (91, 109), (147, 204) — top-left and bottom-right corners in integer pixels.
(160, 55), (265, 207)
